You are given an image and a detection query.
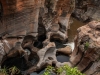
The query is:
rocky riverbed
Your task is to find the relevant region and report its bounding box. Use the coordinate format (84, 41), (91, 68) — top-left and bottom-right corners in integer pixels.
(0, 0), (100, 75)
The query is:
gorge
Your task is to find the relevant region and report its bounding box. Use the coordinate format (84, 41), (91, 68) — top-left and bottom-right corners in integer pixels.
(0, 0), (100, 75)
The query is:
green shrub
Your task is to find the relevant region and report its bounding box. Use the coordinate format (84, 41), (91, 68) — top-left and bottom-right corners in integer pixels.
(0, 66), (20, 75)
(84, 42), (89, 50)
(43, 65), (85, 75)
(9, 66), (20, 75)
(43, 66), (55, 75)
(0, 66), (8, 75)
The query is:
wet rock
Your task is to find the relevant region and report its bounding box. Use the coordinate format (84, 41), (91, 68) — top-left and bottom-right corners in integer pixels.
(24, 42), (71, 74)
(0, 0), (75, 74)
(24, 42), (57, 74)
(70, 21), (100, 75)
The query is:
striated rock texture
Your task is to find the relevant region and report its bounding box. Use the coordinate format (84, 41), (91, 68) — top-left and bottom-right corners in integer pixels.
(0, 0), (75, 42)
(0, 0), (40, 37)
(73, 0), (100, 22)
(0, 0), (74, 74)
(0, 0), (100, 75)
(70, 21), (100, 75)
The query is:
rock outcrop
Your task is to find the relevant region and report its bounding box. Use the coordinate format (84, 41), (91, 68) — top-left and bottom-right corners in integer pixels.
(0, 0), (74, 74)
(0, 0), (75, 42)
(1, 0), (100, 75)
(70, 21), (100, 75)
(0, 37), (32, 67)
(57, 46), (72, 55)
(73, 0), (100, 22)
(0, 0), (100, 75)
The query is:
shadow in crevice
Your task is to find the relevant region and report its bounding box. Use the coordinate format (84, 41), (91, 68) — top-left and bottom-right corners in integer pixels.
(1, 57), (29, 71)
(82, 61), (94, 73)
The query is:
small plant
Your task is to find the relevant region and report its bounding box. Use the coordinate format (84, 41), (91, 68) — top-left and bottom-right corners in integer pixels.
(56, 66), (63, 75)
(62, 65), (85, 75)
(43, 66), (55, 75)
(43, 65), (85, 75)
(0, 66), (8, 75)
(42, 70), (50, 75)
(0, 66), (21, 75)
(9, 66), (20, 75)
(84, 41), (89, 50)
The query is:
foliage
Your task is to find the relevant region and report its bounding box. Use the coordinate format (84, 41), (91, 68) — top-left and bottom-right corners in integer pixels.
(42, 66), (55, 75)
(84, 41), (89, 50)
(9, 66), (20, 75)
(62, 65), (85, 75)
(0, 66), (8, 75)
(0, 66), (20, 75)
(43, 65), (85, 75)
(56, 66), (63, 75)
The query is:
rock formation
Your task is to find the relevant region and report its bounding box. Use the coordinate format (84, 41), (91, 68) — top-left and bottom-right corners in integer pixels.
(0, 0), (75, 40)
(0, 0), (74, 74)
(70, 21), (100, 75)
(73, 0), (100, 22)
(0, 0), (100, 75)
(0, 38), (31, 67)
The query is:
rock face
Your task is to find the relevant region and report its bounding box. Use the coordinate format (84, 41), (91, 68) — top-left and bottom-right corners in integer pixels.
(0, 0), (40, 37)
(0, 0), (75, 41)
(0, 38), (31, 67)
(73, 0), (100, 22)
(0, 0), (74, 74)
(70, 21), (100, 75)
(0, 0), (100, 75)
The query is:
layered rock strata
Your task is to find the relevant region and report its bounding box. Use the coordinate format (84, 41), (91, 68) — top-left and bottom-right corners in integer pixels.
(73, 0), (100, 22)
(70, 21), (100, 75)
(0, 0), (74, 74)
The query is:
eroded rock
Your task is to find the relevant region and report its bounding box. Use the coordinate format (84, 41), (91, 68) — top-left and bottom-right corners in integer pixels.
(0, 38), (31, 67)
(70, 21), (100, 75)
(0, 0), (75, 43)
(57, 46), (72, 55)
(73, 0), (100, 22)
(0, 0), (75, 74)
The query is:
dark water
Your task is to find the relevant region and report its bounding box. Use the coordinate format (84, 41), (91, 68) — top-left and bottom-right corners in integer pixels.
(2, 18), (85, 75)
(68, 18), (85, 42)
(56, 54), (69, 63)
(30, 70), (45, 75)
(30, 54), (69, 75)
(33, 18), (85, 75)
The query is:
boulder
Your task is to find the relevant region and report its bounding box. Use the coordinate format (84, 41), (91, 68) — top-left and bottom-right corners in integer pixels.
(57, 46), (72, 55)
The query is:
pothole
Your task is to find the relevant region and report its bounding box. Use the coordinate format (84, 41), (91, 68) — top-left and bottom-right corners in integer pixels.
(56, 53), (69, 63)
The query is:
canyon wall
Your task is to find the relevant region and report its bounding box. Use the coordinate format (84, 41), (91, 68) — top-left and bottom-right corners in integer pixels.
(0, 0), (74, 74)
(0, 0), (100, 75)
(73, 0), (100, 22)
(0, 0), (75, 40)
(70, 21), (100, 75)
